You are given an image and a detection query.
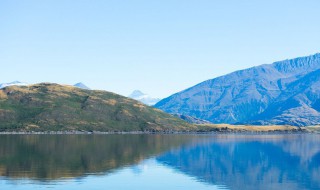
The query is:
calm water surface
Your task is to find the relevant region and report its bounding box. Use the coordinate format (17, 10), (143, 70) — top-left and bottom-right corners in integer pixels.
(0, 134), (319, 190)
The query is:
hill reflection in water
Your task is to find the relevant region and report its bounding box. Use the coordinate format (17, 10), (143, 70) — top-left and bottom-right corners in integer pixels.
(0, 134), (193, 180)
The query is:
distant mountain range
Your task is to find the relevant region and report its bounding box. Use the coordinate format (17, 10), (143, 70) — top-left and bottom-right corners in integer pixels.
(155, 53), (320, 126)
(0, 81), (28, 89)
(129, 90), (160, 106)
(0, 81), (90, 90)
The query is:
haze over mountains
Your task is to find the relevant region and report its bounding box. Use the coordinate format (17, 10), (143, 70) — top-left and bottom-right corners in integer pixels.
(155, 53), (320, 126)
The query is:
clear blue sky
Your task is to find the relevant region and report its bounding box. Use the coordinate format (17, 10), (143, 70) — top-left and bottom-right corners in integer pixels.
(1, 0), (320, 98)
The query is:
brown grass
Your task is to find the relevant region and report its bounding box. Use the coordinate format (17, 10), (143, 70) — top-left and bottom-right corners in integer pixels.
(133, 103), (146, 109)
(103, 99), (117, 106)
(0, 91), (7, 99)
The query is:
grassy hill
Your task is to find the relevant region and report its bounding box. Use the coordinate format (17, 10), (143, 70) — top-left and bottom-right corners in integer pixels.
(0, 83), (194, 132)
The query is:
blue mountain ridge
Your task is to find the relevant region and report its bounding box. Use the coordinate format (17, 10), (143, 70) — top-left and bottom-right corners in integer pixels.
(155, 53), (320, 126)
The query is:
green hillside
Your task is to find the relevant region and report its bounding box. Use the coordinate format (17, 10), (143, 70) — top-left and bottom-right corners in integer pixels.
(0, 83), (193, 132)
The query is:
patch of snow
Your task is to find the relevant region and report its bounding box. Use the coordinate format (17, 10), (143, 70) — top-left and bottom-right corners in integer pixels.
(129, 90), (161, 106)
(0, 81), (28, 89)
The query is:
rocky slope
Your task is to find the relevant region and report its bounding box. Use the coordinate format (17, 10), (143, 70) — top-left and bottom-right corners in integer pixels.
(172, 114), (211, 124)
(155, 53), (320, 126)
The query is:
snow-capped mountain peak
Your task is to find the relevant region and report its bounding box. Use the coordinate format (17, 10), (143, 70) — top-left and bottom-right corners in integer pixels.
(73, 82), (90, 90)
(129, 90), (146, 99)
(0, 81), (28, 89)
(128, 90), (161, 106)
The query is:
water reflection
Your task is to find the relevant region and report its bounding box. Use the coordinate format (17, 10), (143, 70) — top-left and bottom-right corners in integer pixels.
(157, 134), (320, 190)
(0, 134), (319, 190)
(0, 134), (192, 180)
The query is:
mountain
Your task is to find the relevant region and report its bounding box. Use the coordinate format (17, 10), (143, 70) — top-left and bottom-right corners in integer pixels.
(0, 81), (28, 89)
(0, 83), (193, 132)
(129, 90), (161, 106)
(155, 53), (320, 126)
(74, 82), (90, 90)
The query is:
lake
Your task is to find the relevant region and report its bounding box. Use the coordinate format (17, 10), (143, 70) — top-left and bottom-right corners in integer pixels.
(0, 134), (319, 190)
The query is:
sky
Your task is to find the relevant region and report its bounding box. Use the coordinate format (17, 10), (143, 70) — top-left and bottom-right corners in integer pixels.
(1, 0), (320, 98)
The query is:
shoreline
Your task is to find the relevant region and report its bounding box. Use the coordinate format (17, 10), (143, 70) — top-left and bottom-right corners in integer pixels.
(0, 130), (318, 135)
(1, 125), (319, 135)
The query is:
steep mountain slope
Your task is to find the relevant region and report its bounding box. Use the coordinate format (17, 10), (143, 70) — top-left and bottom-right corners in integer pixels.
(155, 53), (320, 126)
(0, 83), (192, 132)
(129, 90), (160, 106)
(250, 69), (320, 126)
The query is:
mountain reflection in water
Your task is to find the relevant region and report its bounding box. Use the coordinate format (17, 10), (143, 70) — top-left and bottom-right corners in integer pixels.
(157, 134), (320, 190)
(0, 134), (319, 190)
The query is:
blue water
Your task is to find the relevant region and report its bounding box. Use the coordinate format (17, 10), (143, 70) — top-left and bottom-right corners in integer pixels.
(0, 134), (319, 190)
